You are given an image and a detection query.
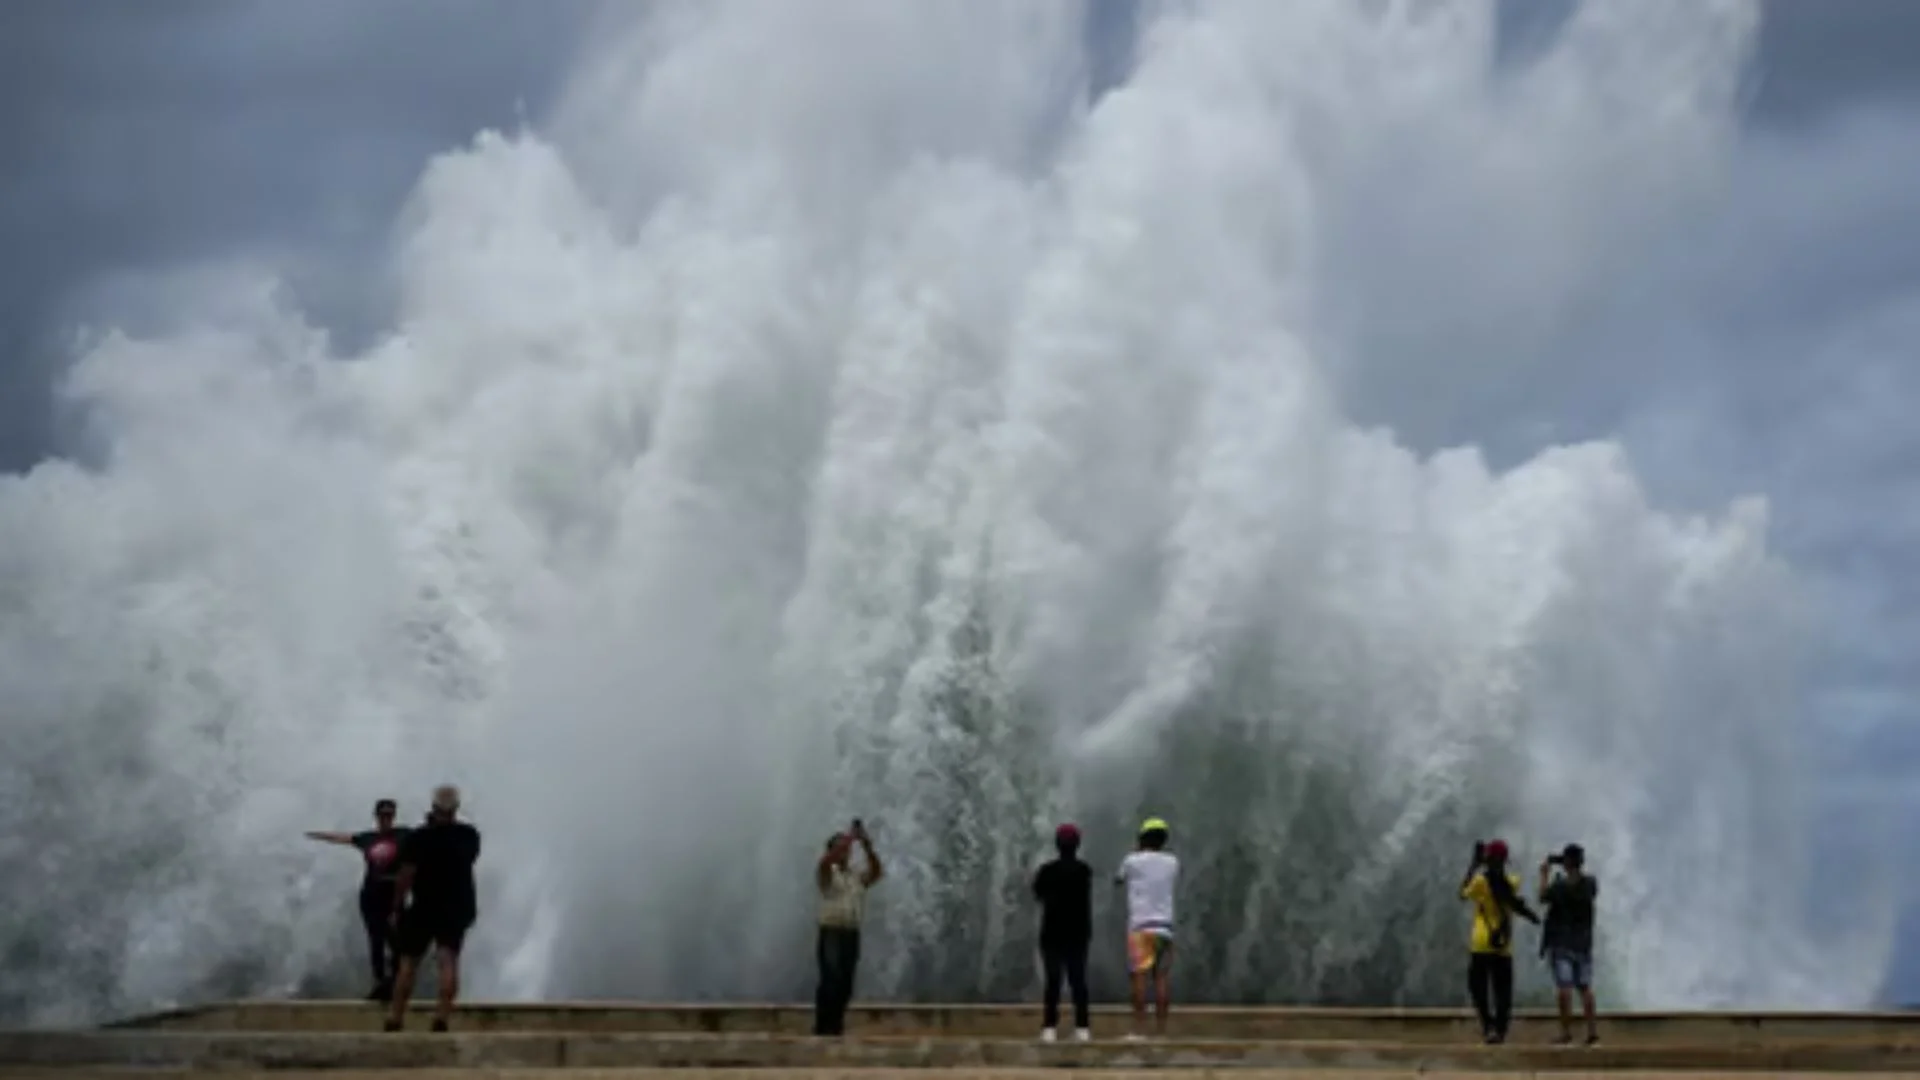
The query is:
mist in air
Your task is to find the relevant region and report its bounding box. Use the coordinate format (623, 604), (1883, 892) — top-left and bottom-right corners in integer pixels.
(0, 0), (1901, 1026)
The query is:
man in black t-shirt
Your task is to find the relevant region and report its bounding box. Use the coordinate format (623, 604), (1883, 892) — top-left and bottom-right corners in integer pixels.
(384, 785), (481, 1033)
(305, 798), (411, 1000)
(1032, 823), (1093, 1042)
(1537, 843), (1600, 1045)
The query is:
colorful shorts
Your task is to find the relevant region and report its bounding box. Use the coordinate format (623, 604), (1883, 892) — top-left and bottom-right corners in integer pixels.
(1126, 928), (1173, 974)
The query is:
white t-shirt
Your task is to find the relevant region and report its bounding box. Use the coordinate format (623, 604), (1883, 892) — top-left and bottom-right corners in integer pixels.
(818, 864), (868, 929)
(1116, 850), (1179, 933)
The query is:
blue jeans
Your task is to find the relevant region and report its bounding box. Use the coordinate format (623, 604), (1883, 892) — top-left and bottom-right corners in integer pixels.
(1548, 947), (1593, 990)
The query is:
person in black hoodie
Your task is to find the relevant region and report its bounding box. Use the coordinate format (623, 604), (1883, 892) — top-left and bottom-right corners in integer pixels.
(1032, 822), (1093, 1043)
(384, 785), (481, 1033)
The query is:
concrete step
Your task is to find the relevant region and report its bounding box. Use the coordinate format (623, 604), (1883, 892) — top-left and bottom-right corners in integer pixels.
(15, 1060), (1920, 1068)
(109, 999), (1920, 1046)
(8, 1029), (1920, 1073)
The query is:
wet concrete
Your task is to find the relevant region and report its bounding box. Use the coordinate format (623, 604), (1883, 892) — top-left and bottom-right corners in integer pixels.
(6, 1028), (1920, 1072)
(6, 1002), (1914, 1075)
(105, 1001), (1920, 1047)
(10, 1072), (1920, 1080)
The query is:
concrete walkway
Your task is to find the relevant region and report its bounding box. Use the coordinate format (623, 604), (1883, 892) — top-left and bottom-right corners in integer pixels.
(3, 1060), (1920, 1068)
(7, 1029), (1920, 1073)
(113, 1001), (1920, 1046)
(5, 1001), (1914, 1075)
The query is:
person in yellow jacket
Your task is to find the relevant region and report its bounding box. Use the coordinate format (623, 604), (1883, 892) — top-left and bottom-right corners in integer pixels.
(1458, 839), (1540, 1044)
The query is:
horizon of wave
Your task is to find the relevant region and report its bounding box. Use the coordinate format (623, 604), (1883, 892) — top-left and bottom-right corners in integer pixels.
(0, 0), (1895, 1025)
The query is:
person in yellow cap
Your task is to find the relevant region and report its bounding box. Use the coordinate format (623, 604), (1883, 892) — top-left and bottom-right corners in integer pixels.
(1112, 817), (1179, 1039)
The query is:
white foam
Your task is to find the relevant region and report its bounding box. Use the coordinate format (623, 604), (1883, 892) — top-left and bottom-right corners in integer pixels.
(0, 0), (1893, 1022)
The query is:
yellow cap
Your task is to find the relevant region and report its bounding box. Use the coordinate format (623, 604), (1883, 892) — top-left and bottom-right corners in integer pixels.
(1139, 817), (1169, 835)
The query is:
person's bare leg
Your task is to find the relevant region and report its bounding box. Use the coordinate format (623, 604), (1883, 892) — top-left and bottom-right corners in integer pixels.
(1129, 971), (1148, 1037)
(386, 955), (419, 1030)
(1153, 966), (1171, 1036)
(1555, 987), (1573, 1042)
(1580, 987), (1598, 1042)
(433, 947), (460, 1030)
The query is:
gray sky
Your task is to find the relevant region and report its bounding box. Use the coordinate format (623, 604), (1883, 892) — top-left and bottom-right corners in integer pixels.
(5, 0), (1917, 464)
(0, 0), (595, 462)
(4, 0), (1920, 996)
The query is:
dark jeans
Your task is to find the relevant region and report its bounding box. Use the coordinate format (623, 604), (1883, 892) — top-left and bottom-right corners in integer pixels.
(813, 927), (861, 1036)
(1041, 939), (1090, 1030)
(1468, 952), (1514, 1040)
(358, 887), (395, 988)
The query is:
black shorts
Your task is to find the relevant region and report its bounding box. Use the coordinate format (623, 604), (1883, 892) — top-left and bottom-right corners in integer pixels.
(393, 907), (473, 958)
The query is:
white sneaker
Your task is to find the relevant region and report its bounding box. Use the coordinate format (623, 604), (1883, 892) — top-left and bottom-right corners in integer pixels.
(1039, 1028), (1057, 1043)
(1074, 1028), (1092, 1042)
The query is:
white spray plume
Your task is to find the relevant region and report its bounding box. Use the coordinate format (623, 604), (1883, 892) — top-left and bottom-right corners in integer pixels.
(0, 0), (1895, 1024)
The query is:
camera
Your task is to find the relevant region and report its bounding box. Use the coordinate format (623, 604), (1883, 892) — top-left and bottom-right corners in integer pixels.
(1546, 854), (1563, 866)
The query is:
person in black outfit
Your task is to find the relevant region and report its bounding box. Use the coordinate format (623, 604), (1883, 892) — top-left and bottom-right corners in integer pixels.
(1032, 822), (1093, 1042)
(306, 798), (411, 1000)
(384, 785), (481, 1033)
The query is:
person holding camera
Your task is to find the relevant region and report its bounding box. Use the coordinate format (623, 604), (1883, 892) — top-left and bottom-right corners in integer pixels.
(1538, 843), (1599, 1045)
(1032, 822), (1094, 1042)
(383, 785), (481, 1033)
(813, 819), (883, 1037)
(1115, 817), (1180, 1040)
(1458, 839), (1539, 1044)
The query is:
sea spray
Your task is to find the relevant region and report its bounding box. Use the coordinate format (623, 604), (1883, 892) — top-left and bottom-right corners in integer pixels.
(0, 0), (1892, 1024)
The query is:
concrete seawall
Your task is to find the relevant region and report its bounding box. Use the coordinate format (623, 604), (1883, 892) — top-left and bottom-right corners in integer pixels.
(3, 1001), (1916, 1075)
(11, 1029), (1920, 1072)
(103, 1000), (1920, 1045)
